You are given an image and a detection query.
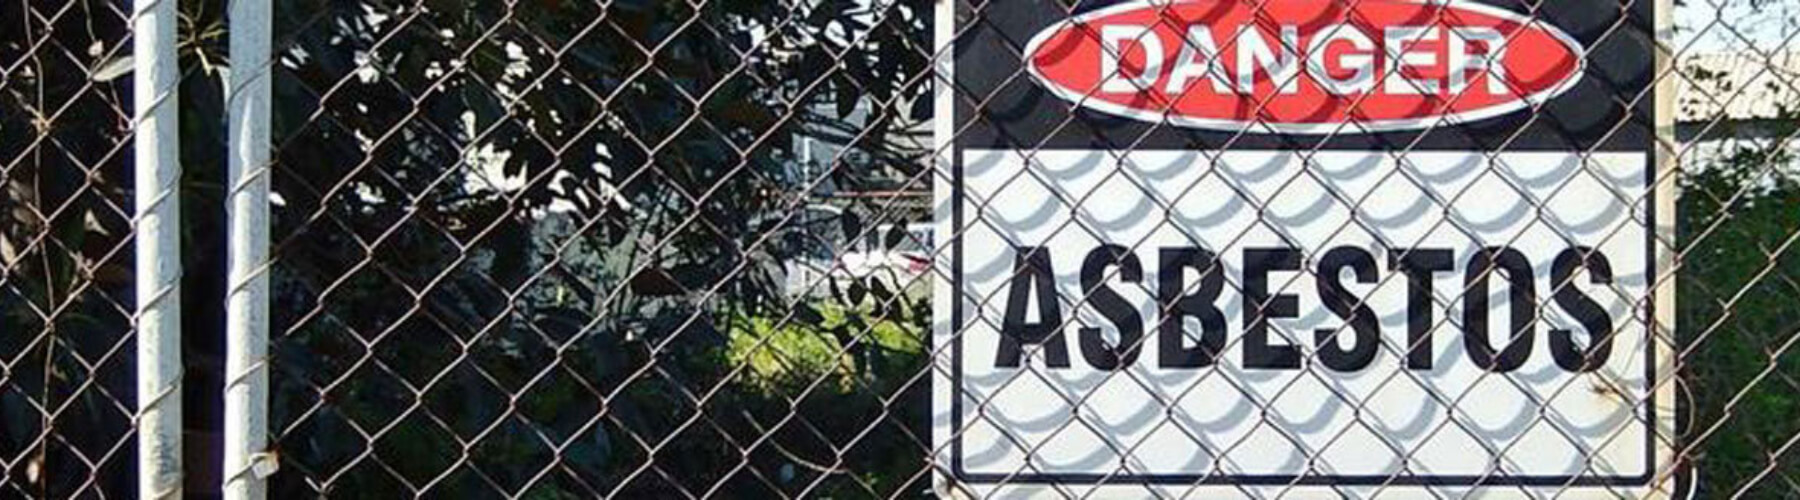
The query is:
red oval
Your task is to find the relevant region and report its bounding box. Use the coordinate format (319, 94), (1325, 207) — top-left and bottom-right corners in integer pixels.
(1024, 0), (1585, 133)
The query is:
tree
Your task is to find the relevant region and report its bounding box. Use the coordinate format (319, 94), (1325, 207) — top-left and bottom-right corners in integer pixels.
(256, 0), (935, 496)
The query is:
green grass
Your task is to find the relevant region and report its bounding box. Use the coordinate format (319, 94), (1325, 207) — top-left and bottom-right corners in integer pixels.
(724, 302), (927, 392)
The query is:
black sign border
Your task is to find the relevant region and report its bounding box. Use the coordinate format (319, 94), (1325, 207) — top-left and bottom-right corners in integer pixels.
(942, 0), (1666, 486)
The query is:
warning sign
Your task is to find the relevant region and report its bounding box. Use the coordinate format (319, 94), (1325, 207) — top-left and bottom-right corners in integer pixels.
(932, 0), (1678, 496)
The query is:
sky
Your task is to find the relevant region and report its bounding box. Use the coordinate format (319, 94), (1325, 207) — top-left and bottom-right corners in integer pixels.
(1676, 0), (1800, 53)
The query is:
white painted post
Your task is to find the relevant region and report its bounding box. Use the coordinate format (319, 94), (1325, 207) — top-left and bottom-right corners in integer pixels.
(225, 0), (274, 495)
(132, 0), (182, 496)
(1653, 0), (1685, 494)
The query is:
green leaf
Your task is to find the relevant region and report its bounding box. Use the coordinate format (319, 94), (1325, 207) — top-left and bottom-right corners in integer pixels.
(795, 303), (826, 325)
(848, 280), (867, 305)
(835, 80), (859, 119)
(884, 224), (906, 249)
(840, 211), (862, 244)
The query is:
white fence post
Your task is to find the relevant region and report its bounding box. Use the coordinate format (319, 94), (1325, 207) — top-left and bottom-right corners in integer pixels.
(132, 0), (182, 496)
(225, 0), (274, 495)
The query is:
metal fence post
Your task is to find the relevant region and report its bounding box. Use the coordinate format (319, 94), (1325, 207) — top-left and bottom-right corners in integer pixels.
(132, 0), (182, 496)
(224, 0), (274, 496)
(1654, 0), (1686, 493)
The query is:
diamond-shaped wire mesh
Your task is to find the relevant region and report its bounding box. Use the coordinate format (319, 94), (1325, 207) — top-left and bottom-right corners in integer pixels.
(263, 0), (935, 496)
(6, 0), (1800, 497)
(0, 0), (141, 497)
(253, 0), (1800, 497)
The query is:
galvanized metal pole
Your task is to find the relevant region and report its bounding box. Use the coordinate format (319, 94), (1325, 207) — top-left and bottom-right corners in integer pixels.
(224, 0), (274, 496)
(1653, 0), (1685, 494)
(132, 0), (182, 495)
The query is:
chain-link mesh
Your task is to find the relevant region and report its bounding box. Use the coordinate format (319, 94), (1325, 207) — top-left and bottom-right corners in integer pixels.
(4, 0), (1799, 497)
(0, 1), (142, 496)
(256, 0), (1800, 497)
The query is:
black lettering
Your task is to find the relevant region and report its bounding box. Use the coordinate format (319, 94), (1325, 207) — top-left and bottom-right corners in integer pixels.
(1157, 247), (1227, 368)
(999, 247), (1069, 368)
(1550, 247), (1615, 372)
(1463, 247), (1536, 373)
(1391, 249), (1454, 370)
(1316, 247), (1380, 372)
(1244, 247), (1302, 369)
(1079, 245), (1145, 371)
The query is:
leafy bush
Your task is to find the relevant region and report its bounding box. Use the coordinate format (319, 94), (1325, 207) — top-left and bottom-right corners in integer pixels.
(1678, 125), (1800, 497)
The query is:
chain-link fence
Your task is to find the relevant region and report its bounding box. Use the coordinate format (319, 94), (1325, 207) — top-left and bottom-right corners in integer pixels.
(6, 0), (1800, 497)
(1, 0), (148, 496)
